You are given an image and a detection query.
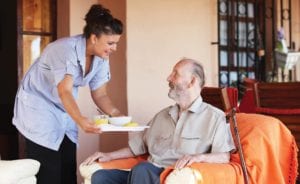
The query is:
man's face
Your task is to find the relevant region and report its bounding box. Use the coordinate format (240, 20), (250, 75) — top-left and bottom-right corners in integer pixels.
(167, 62), (192, 100)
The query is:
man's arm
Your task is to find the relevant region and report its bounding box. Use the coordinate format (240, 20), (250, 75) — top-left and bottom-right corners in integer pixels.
(82, 147), (135, 165)
(91, 84), (122, 117)
(175, 152), (230, 169)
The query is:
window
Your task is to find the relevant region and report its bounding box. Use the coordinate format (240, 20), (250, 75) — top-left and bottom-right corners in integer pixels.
(218, 0), (261, 89)
(17, 0), (57, 81)
(217, 0), (298, 89)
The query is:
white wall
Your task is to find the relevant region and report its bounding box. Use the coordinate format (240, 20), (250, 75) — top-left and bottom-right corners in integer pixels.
(64, 1), (219, 183)
(127, 0), (219, 124)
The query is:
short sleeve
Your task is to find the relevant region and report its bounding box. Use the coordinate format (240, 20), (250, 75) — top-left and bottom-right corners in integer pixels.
(128, 132), (147, 156)
(53, 60), (78, 86)
(89, 59), (111, 91)
(39, 40), (79, 86)
(211, 116), (236, 153)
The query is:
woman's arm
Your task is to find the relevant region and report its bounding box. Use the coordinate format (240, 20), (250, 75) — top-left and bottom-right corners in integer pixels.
(57, 75), (101, 133)
(91, 84), (122, 117)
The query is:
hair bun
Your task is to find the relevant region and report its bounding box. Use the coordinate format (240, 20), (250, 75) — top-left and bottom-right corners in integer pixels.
(83, 4), (123, 37)
(85, 4), (112, 24)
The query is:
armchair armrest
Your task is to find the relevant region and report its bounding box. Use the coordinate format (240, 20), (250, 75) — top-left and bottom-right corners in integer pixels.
(161, 162), (242, 184)
(164, 167), (202, 184)
(0, 159), (40, 184)
(79, 155), (147, 184)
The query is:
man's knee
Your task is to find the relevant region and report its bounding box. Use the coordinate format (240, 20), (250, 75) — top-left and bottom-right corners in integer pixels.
(91, 170), (110, 183)
(129, 162), (163, 184)
(132, 162), (152, 173)
(131, 162), (159, 176)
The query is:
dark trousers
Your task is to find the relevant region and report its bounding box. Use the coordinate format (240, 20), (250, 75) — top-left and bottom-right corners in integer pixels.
(25, 136), (77, 184)
(91, 162), (164, 184)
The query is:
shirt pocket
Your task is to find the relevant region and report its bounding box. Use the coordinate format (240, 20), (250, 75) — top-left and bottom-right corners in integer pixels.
(179, 134), (212, 154)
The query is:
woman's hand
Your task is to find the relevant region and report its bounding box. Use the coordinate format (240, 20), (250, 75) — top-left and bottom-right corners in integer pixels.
(82, 152), (112, 165)
(78, 116), (102, 134)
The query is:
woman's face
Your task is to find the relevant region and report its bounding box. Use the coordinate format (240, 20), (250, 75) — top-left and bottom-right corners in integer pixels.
(91, 34), (121, 59)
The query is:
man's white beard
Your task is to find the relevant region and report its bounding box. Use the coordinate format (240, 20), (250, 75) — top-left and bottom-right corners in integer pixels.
(168, 89), (178, 100)
(168, 88), (186, 101)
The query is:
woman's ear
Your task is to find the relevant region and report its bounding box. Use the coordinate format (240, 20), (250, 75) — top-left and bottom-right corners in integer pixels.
(90, 34), (97, 44)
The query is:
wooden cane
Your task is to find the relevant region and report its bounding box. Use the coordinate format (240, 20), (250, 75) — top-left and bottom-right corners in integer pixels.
(227, 108), (250, 184)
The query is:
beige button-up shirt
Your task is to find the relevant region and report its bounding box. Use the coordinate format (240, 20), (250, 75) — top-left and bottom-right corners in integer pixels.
(129, 96), (235, 168)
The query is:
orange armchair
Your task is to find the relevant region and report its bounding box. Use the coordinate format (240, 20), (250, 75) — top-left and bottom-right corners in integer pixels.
(253, 82), (300, 181)
(79, 113), (298, 184)
(80, 86), (297, 183)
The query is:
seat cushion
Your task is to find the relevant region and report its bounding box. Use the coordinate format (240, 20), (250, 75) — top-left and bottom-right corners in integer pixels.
(0, 159), (40, 184)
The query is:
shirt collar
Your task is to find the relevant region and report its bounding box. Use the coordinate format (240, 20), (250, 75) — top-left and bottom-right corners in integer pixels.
(75, 35), (86, 67)
(188, 96), (203, 113)
(168, 96), (203, 122)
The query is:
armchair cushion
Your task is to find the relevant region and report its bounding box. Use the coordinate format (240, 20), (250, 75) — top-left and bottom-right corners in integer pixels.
(0, 159), (40, 184)
(79, 155), (147, 184)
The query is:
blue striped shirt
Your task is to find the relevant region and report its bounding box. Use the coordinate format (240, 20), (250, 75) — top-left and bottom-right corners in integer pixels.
(13, 34), (111, 150)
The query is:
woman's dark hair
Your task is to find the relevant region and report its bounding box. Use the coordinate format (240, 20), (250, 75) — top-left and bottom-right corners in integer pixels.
(83, 4), (123, 38)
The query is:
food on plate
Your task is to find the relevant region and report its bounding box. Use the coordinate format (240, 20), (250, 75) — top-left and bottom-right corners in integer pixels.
(123, 122), (139, 127)
(94, 115), (109, 125)
(94, 119), (109, 125)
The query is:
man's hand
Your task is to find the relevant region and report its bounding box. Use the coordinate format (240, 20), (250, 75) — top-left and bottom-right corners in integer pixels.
(175, 155), (200, 169)
(82, 152), (112, 165)
(175, 152), (230, 169)
(82, 148), (135, 166)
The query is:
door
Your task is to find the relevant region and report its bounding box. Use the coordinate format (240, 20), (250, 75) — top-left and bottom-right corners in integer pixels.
(17, 0), (57, 158)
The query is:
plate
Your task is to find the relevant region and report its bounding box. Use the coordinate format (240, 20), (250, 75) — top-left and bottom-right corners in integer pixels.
(98, 124), (149, 132)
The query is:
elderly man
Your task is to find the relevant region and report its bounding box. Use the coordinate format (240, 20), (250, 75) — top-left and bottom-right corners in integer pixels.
(83, 58), (235, 184)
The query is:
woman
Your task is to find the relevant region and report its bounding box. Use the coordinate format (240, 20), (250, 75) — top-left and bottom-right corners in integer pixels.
(12, 4), (123, 184)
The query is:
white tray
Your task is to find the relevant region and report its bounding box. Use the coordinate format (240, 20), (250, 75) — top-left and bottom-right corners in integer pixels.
(98, 124), (149, 132)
